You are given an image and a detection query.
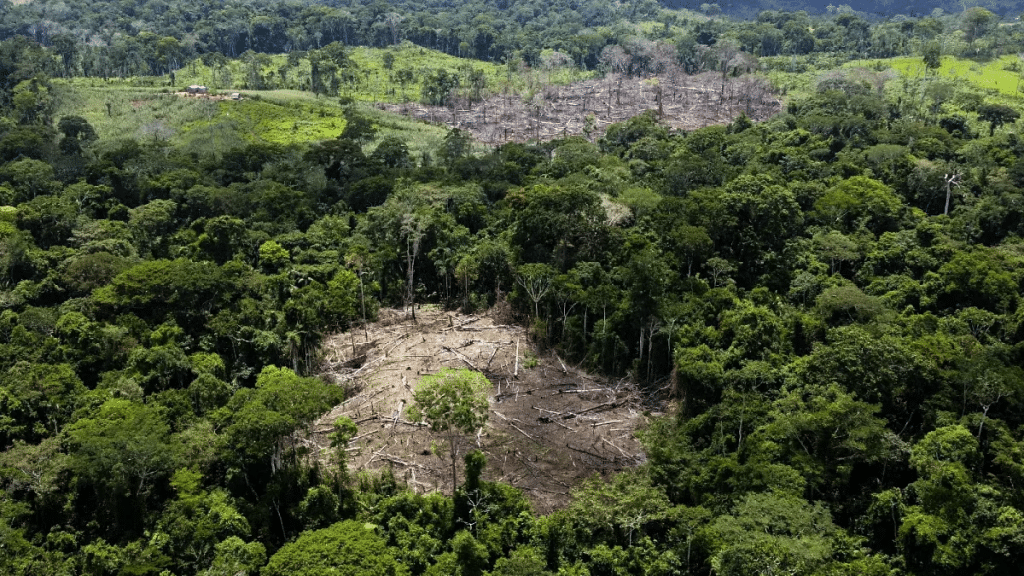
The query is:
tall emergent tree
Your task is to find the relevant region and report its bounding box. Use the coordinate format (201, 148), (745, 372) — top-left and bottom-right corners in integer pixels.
(408, 368), (490, 489)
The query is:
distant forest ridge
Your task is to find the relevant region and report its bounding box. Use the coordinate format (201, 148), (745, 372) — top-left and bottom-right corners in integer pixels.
(1, 0), (1022, 64)
(664, 0), (1015, 17)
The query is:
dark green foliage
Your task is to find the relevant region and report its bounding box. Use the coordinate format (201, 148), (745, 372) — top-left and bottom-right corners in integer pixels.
(0, 362), (84, 444)
(93, 259), (228, 322)
(922, 41), (941, 71)
(64, 398), (175, 537)
(439, 128), (473, 167)
(4, 13), (1024, 576)
(346, 175), (393, 212)
(711, 492), (840, 575)
(57, 115), (97, 155)
(507, 184), (604, 268)
(305, 138), (373, 188)
(977, 103), (1020, 137)
(600, 111), (668, 155)
(263, 520), (409, 576)
(154, 469), (256, 575)
(421, 69), (460, 107)
(340, 110), (377, 144)
(371, 136), (414, 170)
(221, 366), (346, 468)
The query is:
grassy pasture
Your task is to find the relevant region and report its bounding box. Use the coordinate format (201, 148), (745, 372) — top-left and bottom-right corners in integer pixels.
(57, 82), (451, 157)
(883, 54), (1024, 98)
(122, 43), (592, 106)
(765, 53), (1024, 105)
(57, 82), (348, 149)
(59, 73), (454, 157)
(346, 43), (596, 101)
(56, 43), (592, 156)
(757, 52), (1024, 143)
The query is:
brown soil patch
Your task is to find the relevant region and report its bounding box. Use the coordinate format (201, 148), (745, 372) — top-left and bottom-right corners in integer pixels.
(309, 308), (651, 513)
(380, 71), (780, 144)
(171, 92), (238, 101)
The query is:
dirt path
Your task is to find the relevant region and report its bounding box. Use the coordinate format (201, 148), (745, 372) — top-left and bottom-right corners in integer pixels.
(170, 91), (238, 101)
(309, 308), (650, 513)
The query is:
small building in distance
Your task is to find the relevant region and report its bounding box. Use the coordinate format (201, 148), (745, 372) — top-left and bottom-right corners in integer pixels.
(186, 85), (208, 95)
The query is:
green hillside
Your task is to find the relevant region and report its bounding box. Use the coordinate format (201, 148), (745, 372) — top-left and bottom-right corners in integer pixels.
(884, 54), (1024, 97)
(56, 43), (591, 155)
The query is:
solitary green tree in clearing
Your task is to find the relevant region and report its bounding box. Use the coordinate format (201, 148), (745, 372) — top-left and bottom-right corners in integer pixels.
(329, 415), (359, 484)
(408, 368), (490, 490)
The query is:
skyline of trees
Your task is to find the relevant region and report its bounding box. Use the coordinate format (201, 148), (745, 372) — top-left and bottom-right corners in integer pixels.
(2, 0), (1023, 84)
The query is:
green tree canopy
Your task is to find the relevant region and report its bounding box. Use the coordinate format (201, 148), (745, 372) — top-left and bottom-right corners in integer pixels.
(66, 398), (171, 485)
(408, 368), (490, 489)
(263, 520), (409, 576)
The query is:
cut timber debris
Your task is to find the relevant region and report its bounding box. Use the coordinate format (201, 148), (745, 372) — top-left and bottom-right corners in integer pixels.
(380, 70), (780, 145)
(442, 345), (478, 370)
(514, 338), (520, 378)
(311, 308), (651, 514)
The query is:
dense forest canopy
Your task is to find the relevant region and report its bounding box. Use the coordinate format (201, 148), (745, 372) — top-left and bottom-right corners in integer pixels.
(1, 0), (1023, 74)
(3, 0), (1024, 574)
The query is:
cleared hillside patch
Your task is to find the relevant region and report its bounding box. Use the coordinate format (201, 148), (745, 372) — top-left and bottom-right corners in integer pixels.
(307, 308), (653, 513)
(382, 70), (780, 144)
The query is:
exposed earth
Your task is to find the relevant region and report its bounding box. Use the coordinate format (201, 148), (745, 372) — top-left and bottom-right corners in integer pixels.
(167, 67), (779, 145)
(170, 91), (241, 101)
(307, 307), (655, 513)
(380, 70), (781, 144)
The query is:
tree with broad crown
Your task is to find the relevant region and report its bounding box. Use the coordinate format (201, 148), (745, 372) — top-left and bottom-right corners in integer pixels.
(439, 128), (472, 167)
(64, 397), (174, 523)
(977, 103), (1020, 137)
(407, 368), (490, 490)
(340, 109), (377, 143)
(263, 520), (408, 576)
(922, 41), (942, 72)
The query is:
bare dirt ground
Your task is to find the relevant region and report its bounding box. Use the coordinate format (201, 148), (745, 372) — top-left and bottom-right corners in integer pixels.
(306, 307), (653, 513)
(170, 92), (239, 101)
(380, 70), (781, 144)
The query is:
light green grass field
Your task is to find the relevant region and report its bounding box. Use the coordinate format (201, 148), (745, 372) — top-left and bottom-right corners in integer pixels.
(876, 54), (1024, 98)
(57, 82), (348, 147)
(58, 44), (590, 156)
(56, 80), (453, 158)
(347, 43), (595, 101)
(130, 43), (593, 105)
(181, 97), (344, 146)
(765, 53), (1024, 107)
(58, 47), (506, 156)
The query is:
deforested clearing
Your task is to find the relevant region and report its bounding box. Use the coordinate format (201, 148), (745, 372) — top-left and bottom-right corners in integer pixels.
(309, 308), (654, 513)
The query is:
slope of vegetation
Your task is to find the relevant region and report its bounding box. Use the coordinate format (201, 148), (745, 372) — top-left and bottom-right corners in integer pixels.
(55, 83), (455, 157)
(888, 53), (1024, 96)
